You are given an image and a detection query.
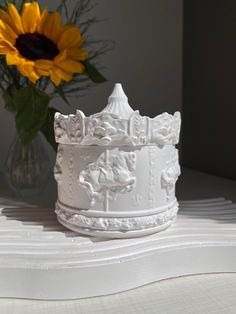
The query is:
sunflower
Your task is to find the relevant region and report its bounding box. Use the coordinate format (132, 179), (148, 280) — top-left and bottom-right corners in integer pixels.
(0, 1), (88, 85)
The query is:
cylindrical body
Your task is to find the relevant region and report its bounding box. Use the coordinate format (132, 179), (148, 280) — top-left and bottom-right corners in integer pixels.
(55, 144), (180, 238)
(54, 84), (181, 238)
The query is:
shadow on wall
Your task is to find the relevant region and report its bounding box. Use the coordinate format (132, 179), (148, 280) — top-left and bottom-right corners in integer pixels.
(182, 0), (236, 180)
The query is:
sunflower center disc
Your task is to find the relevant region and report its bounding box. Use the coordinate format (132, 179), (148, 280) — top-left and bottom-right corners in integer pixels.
(15, 33), (59, 61)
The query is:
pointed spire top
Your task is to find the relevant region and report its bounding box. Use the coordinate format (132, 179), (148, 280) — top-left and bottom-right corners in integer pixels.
(108, 83), (128, 103)
(102, 83), (134, 119)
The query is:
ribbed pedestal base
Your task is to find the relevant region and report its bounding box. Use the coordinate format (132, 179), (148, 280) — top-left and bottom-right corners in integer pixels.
(0, 198), (236, 300)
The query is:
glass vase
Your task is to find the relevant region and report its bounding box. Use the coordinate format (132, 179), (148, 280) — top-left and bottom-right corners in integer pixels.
(5, 133), (52, 197)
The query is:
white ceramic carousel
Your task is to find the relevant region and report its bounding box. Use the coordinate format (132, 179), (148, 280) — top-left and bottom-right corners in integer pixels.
(54, 83), (181, 238)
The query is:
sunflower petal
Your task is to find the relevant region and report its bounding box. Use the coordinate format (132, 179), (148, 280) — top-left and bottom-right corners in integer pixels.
(58, 26), (83, 51)
(0, 44), (11, 54)
(0, 19), (18, 44)
(22, 2), (40, 33)
(54, 67), (72, 81)
(8, 3), (24, 34)
(0, 39), (16, 54)
(35, 59), (53, 70)
(34, 60), (52, 76)
(30, 71), (40, 83)
(35, 68), (50, 76)
(57, 59), (85, 74)
(42, 12), (62, 43)
(50, 69), (62, 86)
(61, 23), (74, 33)
(6, 52), (21, 65)
(67, 48), (88, 61)
(37, 7), (48, 34)
(0, 9), (16, 33)
(53, 50), (67, 63)
(18, 62), (39, 83)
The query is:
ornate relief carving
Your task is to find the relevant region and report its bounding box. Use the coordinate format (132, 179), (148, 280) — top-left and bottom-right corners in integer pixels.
(54, 113), (68, 143)
(151, 112), (181, 146)
(148, 146), (157, 207)
(82, 112), (130, 145)
(78, 150), (136, 209)
(54, 146), (63, 184)
(67, 111), (85, 143)
(68, 147), (74, 201)
(161, 149), (181, 200)
(54, 110), (85, 144)
(129, 111), (149, 145)
(56, 202), (179, 231)
(54, 110), (181, 147)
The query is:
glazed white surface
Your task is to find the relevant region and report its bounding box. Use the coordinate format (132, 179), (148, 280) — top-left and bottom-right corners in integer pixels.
(54, 84), (181, 237)
(57, 145), (179, 212)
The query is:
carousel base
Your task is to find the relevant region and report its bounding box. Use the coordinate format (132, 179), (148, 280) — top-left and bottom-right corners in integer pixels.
(55, 199), (179, 238)
(0, 197), (236, 300)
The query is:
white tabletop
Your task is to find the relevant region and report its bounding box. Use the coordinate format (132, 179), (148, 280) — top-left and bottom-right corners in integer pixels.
(0, 168), (236, 313)
(0, 273), (235, 314)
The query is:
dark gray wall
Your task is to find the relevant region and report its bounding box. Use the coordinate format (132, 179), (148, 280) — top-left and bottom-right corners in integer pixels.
(0, 0), (183, 172)
(182, 0), (236, 179)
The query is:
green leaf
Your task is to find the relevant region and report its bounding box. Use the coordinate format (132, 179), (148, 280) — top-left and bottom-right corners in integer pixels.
(14, 85), (51, 145)
(82, 61), (107, 83)
(40, 107), (58, 151)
